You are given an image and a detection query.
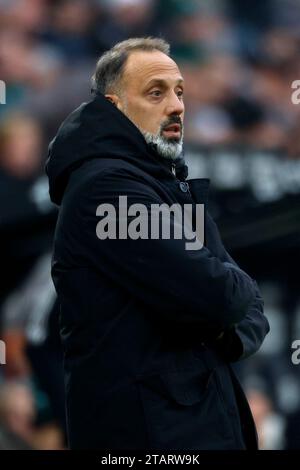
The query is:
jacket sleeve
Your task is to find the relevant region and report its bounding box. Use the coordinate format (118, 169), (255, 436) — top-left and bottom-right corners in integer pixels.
(72, 169), (257, 333)
(205, 213), (270, 361)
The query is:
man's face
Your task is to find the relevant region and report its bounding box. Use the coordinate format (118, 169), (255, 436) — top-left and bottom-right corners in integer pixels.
(106, 50), (185, 158)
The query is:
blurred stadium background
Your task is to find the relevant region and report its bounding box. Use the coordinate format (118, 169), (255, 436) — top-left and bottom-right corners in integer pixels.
(0, 0), (300, 450)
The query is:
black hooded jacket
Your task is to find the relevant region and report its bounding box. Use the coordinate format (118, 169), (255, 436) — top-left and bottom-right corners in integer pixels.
(46, 93), (269, 450)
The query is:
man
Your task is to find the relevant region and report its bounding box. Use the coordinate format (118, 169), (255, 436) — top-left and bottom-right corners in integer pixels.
(46, 37), (269, 450)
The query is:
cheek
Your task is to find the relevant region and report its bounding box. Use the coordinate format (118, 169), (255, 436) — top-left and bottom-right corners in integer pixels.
(123, 94), (164, 134)
(140, 105), (163, 133)
(130, 107), (162, 134)
(145, 117), (162, 135)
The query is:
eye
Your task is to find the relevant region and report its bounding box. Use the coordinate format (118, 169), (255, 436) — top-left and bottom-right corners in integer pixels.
(149, 89), (162, 97)
(177, 89), (184, 98)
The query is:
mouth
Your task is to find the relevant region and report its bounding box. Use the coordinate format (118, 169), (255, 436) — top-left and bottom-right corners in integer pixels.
(162, 123), (182, 140)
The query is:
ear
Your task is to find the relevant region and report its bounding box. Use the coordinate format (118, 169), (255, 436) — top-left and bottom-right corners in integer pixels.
(105, 94), (120, 108)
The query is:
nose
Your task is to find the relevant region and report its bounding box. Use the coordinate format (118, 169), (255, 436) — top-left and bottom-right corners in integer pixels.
(165, 91), (184, 117)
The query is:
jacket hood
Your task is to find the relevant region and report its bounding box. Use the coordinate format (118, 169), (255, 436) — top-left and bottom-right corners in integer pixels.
(46, 93), (188, 205)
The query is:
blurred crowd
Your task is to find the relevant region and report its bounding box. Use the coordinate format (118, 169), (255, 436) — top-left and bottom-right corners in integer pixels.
(0, 0), (300, 449)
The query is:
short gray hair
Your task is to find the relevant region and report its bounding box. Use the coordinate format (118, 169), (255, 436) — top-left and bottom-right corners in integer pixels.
(91, 37), (170, 95)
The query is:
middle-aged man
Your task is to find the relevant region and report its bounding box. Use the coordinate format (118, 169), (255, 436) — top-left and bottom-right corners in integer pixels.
(46, 37), (269, 450)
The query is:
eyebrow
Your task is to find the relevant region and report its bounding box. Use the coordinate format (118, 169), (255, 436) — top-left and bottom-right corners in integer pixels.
(144, 78), (184, 89)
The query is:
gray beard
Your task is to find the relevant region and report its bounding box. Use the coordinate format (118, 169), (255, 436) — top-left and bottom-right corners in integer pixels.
(121, 100), (183, 160)
(141, 129), (184, 160)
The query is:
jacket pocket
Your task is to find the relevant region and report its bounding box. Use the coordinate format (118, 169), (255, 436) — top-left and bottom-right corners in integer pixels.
(136, 367), (236, 450)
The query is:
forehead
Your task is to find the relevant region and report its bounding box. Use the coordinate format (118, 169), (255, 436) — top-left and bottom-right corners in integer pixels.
(123, 50), (183, 87)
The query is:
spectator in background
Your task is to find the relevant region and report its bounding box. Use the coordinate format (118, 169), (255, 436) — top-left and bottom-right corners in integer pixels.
(0, 0), (48, 35)
(0, 114), (55, 310)
(0, 28), (62, 118)
(247, 386), (285, 449)
(1, 253), (66, 439)
(0, 113), (42, 180)
(0, 381), (35, 449)
(0, 380), (64, 449)
(94, 0), (157, 50)
(41, 0), (98, 63)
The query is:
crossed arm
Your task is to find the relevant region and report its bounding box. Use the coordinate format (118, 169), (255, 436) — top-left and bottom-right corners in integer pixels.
(205, 213), (270, 361)
(73, 168), (269, 361)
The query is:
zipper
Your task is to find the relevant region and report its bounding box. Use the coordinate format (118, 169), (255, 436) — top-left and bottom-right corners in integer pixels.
(171, 162), (176, 177)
